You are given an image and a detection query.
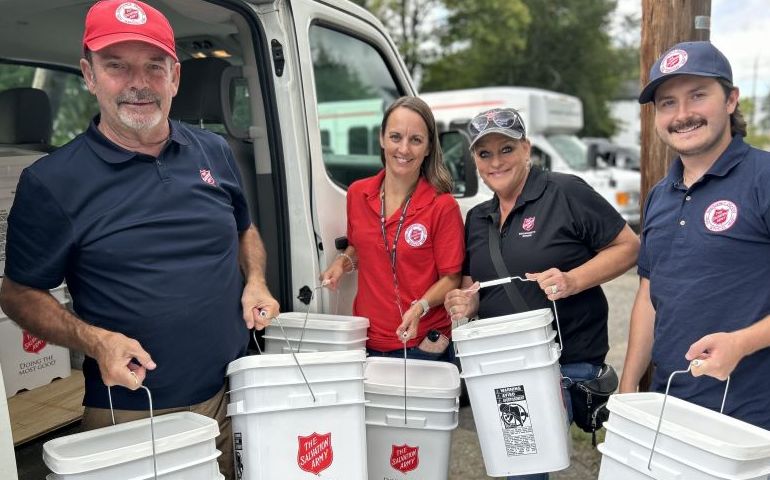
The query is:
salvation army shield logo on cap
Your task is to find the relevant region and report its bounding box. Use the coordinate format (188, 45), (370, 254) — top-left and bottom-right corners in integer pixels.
(390, 444), (419, 473)
(22, 331), (46, 354)
(704, 200), (738, 232)
(404, 223), (428, 247)
(660, 49), (688, 74)
(115, 2), (148, 25)
(297, 432), (333, 475)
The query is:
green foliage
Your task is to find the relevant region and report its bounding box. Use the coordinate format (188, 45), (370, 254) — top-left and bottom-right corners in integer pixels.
(419, 0), (627, 137)
(0, 64), (34, 89)
(311, 41), (374, 102)
(352, 0), (440, 77)
(760, 90), (770, 132)
(421, 0), (530, 90)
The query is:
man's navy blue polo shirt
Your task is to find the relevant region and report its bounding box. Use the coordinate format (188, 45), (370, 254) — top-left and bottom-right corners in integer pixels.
(640, 135), (770, 429)
(5, 117), (252, 409)
(463, 167), (626, 365)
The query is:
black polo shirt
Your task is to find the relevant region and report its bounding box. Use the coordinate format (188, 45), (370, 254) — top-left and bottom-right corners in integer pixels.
(463, 167), (625, 365)
(5, 117), (251, 409)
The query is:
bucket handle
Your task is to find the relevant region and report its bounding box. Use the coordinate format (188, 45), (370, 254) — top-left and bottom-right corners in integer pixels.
(106, 376), (159, 480)
(258, 311), (317, 403)
(469, 276), (565, 352)
(647, 359), (730, 471)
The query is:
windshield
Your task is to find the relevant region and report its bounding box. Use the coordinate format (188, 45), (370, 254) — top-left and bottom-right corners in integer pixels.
(547, 134), (594, 171)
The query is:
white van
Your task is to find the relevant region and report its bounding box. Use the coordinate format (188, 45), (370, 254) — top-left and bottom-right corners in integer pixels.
(421, 87), (641, 226)
(0, 0), (486, 323)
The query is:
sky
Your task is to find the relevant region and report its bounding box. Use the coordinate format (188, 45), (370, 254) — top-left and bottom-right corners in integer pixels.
(613, 0), (770, 103)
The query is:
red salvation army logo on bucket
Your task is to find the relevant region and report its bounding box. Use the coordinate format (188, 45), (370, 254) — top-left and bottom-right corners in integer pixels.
(390, 444), (419, 473)
(297, 432), (333, 474)
(22, 331), (46, 354)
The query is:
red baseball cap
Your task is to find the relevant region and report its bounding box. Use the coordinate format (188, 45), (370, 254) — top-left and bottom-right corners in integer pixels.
(83, 1), (177, 61)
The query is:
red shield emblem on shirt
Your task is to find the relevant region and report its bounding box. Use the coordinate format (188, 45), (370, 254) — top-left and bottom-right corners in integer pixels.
(22, 331), (46, 354)
(522, 216), (535, 232)
(297, 432), (333, 474)
(199, 169), (216, 185)
(390, 444), (419, 473)
(711, 208), (728, 225)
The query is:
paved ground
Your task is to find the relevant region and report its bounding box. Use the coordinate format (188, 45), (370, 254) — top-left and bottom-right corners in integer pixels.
(448, 269), (637, 479)
(14, 271), (639, 479)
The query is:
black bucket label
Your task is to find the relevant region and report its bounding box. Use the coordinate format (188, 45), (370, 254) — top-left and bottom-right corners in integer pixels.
(495, 385), (537, 456)
(233, 432), (243, 480)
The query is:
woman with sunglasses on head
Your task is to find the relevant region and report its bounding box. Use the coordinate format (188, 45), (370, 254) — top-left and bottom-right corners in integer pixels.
(321, 96), (464, 362)
(444, 108), (639, 479)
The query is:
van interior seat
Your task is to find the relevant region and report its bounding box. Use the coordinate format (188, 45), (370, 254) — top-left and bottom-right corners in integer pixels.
(0, 87), (54, 152)
(170, 57), (259, 220)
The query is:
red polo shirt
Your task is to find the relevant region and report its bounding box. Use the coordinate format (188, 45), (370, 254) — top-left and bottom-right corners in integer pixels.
(347, 170), (465, 351)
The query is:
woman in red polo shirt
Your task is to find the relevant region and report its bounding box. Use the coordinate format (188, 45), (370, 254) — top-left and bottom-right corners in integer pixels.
(321, 96), (464, 361)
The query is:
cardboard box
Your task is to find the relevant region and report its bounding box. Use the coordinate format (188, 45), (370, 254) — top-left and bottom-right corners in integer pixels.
(0, 283), (71, 397)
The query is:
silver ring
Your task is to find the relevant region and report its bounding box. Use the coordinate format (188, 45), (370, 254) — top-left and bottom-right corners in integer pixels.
(550, 285), (558, 295)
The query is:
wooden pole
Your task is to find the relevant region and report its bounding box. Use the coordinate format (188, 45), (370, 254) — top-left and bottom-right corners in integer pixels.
(638, 0), (711, 392)
(640, 0), (712, 206)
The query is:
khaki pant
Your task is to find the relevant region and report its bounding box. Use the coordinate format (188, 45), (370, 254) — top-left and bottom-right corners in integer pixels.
(81, 386), (233, 480)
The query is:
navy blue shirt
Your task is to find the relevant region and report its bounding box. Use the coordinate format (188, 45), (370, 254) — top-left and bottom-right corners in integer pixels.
(640, 135), (770, 429)
(5, 117), (252, 409)
(463, 168), (626, 365)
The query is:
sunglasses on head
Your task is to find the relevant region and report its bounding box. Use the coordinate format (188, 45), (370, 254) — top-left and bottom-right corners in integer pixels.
(469, 109), (524, 137)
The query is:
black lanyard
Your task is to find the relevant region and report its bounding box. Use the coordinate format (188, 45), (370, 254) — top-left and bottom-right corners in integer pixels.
(380, 188), (414, 316)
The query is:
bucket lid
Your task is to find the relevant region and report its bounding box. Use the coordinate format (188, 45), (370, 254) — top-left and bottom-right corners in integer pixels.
(273, 312), (370, 331)
(364, 357), (460, 398)
(226, 349), (366, 376)
(608, 393), (770, 461)
(452, 308), (553, 342)
(262, 335), (368, 345)
(42, 412), (219, 474)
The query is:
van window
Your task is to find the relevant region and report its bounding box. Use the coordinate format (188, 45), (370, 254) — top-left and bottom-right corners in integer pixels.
(531, 146), (551, 171)
(0, 64), (98, 147)
(547, 134), (590, 171)
(310, 25), (399, 187)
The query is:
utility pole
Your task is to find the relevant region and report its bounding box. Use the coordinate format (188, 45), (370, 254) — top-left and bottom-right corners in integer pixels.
(638, 0), (711, 392)
(639, 0), (712, 206)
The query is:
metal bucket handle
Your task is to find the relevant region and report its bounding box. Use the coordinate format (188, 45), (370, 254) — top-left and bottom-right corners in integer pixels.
(464, 276), (565, 352)
(647, 359), (731, 471)
(106, 376), (159, 480)
(256, 310), (317, 402)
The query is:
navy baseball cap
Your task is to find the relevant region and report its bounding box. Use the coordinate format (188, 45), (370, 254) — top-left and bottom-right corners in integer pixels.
(639, 41), (732, 104)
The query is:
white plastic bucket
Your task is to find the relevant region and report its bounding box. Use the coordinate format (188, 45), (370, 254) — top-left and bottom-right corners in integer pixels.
(226, 350), (367, 479)
(363, 358), (460, 480)
(453, 309), (570, 477)
(264, 312), (369, 353)
(42, 412), (220, 480)
(598, 392), (770, 480)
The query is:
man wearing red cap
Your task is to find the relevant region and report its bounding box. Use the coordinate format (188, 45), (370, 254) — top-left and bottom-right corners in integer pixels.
(0, 1), (278, 477)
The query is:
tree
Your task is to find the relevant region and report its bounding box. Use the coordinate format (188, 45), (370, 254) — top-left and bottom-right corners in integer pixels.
(760, 90), (770, 132)
(351, 0), (441, 78)
(420, 0), (530, 91)
(421, 0), (624, 137)
(506, 0), (623, 137)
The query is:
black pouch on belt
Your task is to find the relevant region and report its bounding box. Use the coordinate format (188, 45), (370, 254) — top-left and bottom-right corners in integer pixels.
(567, 363), (618, 446)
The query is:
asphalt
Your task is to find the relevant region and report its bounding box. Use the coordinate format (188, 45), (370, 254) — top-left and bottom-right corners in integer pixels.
(14, 270), (639, 479)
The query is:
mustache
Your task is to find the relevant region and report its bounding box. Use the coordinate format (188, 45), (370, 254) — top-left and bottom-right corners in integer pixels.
(668, 116), (706, 133)
(116, 89), (161, 105)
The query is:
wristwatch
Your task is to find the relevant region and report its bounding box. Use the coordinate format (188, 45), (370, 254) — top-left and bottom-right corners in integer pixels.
(411, 298), (430, 318)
